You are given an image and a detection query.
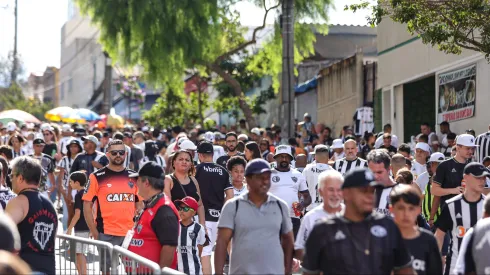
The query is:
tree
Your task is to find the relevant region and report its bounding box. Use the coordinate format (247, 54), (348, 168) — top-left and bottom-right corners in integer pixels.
(0, 84), (53, 121)
(76, 0), (332, 128)
(346, 0), (490, 58)
(0, 51), (25, 87)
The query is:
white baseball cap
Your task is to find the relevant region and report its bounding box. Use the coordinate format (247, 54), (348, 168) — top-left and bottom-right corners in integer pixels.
(415, 142), (430, 152)
(429, 152), (446, 163)
(456, 134), (478, 147)
(6, 122), (16, 132)
(179, 139), (197, 151)
(40, 123), (53, 132)
(204, 131), (215, 143)
(274, 145), (295, 159)
(331, 139), (344, 149)
(237, 134), (248, 141)
(62, 124), (73, 132)
(251, 127), (261, 136)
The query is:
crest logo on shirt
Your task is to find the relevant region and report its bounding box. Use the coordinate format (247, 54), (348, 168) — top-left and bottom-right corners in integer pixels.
(272, 176), (280, 183)
(334, 230), (346, 240)
(33, 222), (54, 250)
(128, 181), (134, 188)
(291, 177), (298, 183)
(456, 226), (466, 238)
(137, 224), (143, 234)
(370, 225), (387, 238)
(189, 231), (196, 240)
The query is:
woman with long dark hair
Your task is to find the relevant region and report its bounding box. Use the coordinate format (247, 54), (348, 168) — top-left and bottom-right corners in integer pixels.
(163, 150), (205, 227)
(244, 141), (261, 161)
(57, 139), (83, 230)
(141, 140), (166, 170)
(8, 135), (26, 159)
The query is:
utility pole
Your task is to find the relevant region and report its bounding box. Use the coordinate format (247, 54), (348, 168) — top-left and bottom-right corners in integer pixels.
(281, 0), (295, 138)
(10, 0), (18, 87)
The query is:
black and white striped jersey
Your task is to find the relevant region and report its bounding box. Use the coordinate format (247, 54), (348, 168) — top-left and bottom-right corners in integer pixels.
(177, 221), (206, 275)
(333, 157), (367, 175)
(11, 148), (27, 159)
(434, 194), (486, 275)
(475, 132), (490, 164)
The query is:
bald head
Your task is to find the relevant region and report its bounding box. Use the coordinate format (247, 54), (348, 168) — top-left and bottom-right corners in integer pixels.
(295, 154), (307, 168)
(344, 139), (358, 160)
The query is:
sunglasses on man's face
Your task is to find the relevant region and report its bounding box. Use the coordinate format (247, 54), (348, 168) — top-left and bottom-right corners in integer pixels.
(109, 150), (125, 156)
(178, 205), (193, 212)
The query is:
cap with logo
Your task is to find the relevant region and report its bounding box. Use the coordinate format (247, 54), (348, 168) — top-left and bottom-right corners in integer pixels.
(203, 132), (215, 143)
(310, 144), (330, 155)
(174, 196), (199, 212)
(129, 161), (165, 179)
(341, 167), (383, 189)
(197, 141), (214, 154)
(463, 162), (490, 178)
(81, 135), (99, 146)
(180, 139), (197, 151)
(67, 138), (82, 151)
(33, 133), (45, 145)
(331, 139), (344, 149)
(274, 145), (295, 159)
(456, 134), (478, 147)
(245, 158), (272, 176)
(428, 152), (445, 163)
(415, 142), (431, 153)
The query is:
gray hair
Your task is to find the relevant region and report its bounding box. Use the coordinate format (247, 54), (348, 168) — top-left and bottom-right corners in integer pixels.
(367, 149), (391, 170)
(141, 176), (164, 190)
(318, 170), (344, 190)
(10, 156), (42, 185)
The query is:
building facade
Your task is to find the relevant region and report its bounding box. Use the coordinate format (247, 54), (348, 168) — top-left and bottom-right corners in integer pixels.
(377, 19), (484, 142)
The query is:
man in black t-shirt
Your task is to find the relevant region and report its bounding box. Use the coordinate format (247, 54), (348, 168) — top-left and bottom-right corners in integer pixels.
(70, 135), (108, 177)
(301, 168), (413, 275)
(432, 134), (475, 208)
(195, 142), (233, 275)
(216, 132), (243, 168)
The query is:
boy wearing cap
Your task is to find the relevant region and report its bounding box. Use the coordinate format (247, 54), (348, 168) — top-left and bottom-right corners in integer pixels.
(434, 162), (487, 275)
(175, 196), (207, 275)
(411, 142), (430, 180)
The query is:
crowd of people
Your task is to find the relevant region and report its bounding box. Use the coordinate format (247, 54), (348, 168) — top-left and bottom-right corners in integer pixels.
(0, 115), (489, 275)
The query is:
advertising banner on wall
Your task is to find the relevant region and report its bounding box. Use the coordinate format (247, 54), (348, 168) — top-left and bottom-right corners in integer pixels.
(438, 64), (476, 123)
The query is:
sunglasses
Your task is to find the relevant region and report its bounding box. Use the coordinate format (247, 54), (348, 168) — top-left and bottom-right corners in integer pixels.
(177, 205), (193, 212)
(109, 150), (125, 156)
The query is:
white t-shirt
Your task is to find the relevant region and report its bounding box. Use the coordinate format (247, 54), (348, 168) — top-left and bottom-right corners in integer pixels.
(415, 171), (430, 194)
(269, 168), (308, 217)
(294, 203), (345, 250)
(410, 160), (427, 180)
(232, 184), (247, 197)
(302, 162), (333, 211)
(332, 151), (345, 161)
(212, 145), (226, 163)
(375, 134), (399, 149)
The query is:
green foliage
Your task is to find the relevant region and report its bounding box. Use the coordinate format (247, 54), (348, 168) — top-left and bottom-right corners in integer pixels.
(0, 84), (53, 121)
(142, 87), (209, 128)
(345, 0), (490, 58)
(76, 0), (333, 126)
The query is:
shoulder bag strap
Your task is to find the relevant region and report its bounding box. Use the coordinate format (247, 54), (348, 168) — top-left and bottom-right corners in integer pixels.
(170, 174), (188, 197)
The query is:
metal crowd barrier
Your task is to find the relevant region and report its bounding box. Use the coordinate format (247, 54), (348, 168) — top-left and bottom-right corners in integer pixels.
(56, 234), (185, 275)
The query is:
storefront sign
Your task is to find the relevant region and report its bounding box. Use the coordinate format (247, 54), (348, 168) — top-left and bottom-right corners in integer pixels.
(438, 64), (476, 123)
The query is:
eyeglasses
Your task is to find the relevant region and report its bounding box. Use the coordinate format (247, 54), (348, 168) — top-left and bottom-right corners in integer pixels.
(109, 150), (125, 156)
(178, 206), (193, 212)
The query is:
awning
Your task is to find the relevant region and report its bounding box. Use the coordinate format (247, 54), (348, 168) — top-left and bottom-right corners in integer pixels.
(295, 76), (318, 94)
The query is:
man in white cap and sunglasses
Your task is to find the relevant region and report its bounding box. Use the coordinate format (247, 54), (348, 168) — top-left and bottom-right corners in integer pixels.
(411, 142), (431, 180)
(269, 145), (311, 240)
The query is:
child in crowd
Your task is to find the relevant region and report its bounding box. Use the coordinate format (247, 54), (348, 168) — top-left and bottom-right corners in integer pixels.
(175, 196), (208, 275)
(66, 171), (89, 275)
(390, 184), (442, 275)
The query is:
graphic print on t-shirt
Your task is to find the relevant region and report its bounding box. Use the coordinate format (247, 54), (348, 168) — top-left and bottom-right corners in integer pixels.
(33, 222), (54, 250)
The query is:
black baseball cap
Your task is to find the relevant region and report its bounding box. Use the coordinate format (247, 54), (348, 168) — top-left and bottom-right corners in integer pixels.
(197, 141), (214, 154)
(463, 162), (490, 178)
(33, 137), (45, 145)
(342, 168), (383, 189)
(245, 159), (272, 176)
(129, 161), (165, 179)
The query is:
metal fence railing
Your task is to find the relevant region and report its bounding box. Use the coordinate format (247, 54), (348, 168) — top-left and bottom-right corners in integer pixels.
(56, 233), (113, 275)
(56, 234), (185, 275)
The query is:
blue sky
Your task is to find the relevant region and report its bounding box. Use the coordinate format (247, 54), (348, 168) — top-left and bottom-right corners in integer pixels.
(0, 0), (374, 76)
